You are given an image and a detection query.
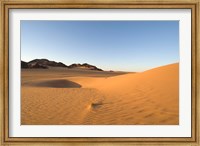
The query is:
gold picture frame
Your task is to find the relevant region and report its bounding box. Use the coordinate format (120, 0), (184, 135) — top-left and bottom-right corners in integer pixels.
(0, 0), (199, 145)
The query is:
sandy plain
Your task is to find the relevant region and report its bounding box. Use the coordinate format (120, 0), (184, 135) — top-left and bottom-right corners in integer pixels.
(21, 63), (179, 125)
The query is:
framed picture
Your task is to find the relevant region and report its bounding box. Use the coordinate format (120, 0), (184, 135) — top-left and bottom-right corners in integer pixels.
(1, 0), (199, 145)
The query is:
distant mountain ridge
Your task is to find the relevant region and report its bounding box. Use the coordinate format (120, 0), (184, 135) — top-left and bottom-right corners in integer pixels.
(21, 59), (103, 71)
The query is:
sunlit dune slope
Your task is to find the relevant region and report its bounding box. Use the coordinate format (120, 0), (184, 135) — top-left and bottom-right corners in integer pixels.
(85, 63), (179, 108)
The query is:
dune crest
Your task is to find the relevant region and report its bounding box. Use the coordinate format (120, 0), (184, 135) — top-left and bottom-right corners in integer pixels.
(96, 63), (178, 92)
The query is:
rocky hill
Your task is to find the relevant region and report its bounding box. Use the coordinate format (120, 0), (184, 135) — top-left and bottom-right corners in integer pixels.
(28, 59), (67, 68)
(68, 63), (103, 71)
(21, 61), (29, 68)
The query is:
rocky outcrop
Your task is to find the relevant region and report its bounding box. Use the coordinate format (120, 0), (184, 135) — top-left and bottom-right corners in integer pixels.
(21, 61), (29, 68)
(28, 59), (68, 68)
(68, 63), (103, 71)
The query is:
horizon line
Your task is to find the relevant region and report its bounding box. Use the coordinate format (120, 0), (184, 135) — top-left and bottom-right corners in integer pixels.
(21, 58), (179, 72)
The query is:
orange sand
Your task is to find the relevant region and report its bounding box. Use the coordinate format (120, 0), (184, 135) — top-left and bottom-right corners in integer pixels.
(21, 63), (179, 125)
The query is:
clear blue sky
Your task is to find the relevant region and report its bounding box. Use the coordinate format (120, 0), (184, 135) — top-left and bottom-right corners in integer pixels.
(21, 21), (179, 72)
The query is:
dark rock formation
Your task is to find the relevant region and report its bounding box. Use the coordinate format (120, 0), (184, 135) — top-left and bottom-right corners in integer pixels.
(21, 61), (28, 68)
(68, 63), (103, 71)
(28, 59), (68, 68)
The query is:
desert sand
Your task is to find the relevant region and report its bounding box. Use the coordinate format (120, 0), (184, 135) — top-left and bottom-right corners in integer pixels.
(21, 63), (179, 125)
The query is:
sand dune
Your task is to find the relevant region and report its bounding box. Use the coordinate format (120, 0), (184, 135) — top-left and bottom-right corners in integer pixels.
(22, 63), (179, 125)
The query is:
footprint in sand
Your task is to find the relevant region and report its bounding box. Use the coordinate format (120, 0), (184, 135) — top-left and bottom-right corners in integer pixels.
(91, 101), (103, 109)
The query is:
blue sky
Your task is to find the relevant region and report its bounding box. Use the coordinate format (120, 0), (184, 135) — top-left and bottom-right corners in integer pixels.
(21, 21), (179, 72)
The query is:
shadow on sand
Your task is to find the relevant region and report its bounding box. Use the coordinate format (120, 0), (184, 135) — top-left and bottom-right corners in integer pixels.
(29, 79), (81, 88)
